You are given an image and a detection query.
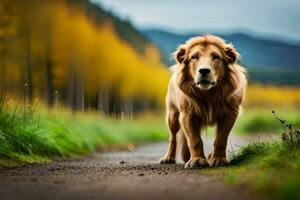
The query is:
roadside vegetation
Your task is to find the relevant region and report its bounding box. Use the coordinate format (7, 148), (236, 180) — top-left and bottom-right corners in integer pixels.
(234, 107), (300, 134)
(206, 111), (300, 200)
(0, 90), (167, 169)
(233, 84), (300, 135)
(0, 110), (167, 169)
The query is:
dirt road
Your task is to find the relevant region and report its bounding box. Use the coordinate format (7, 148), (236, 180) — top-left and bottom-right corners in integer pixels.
(0, 135), (265, 200)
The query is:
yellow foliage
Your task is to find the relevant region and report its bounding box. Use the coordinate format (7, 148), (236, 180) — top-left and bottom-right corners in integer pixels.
(0, 0), (170, 106)
(50, 2), (169, 104)
(244, 84), (300, 107)
(144, 44), (161, 64)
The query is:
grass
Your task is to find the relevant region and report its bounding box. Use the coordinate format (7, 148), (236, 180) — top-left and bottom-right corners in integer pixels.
(235, 83), (300, 135)
(205, 112), (300, 200)
(219, 142), (300, 200)
(234, 107), (300, 135)
(0, 96), (167, 169)
(202, 107), (300, 136)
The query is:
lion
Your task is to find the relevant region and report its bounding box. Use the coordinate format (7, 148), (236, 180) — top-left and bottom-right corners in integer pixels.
(159, 35), (247, 169)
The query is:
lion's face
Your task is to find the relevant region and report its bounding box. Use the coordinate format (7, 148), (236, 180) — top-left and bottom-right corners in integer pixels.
(188, 44), (225, 90)
(174, 35), (239, 91)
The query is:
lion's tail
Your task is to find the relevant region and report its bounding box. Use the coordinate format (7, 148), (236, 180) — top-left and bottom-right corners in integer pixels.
(178, 130), (190, 163)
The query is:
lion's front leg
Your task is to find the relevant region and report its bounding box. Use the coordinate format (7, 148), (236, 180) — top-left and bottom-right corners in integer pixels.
(180, 112), (209, 169)
(210, 114), (238, 167)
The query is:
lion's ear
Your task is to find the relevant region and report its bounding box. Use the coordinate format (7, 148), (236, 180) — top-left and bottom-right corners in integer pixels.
(173, 45), (187, 64)
(225, 45), (239, 64)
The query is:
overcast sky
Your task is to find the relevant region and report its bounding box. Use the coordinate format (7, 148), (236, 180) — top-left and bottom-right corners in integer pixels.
(91, 0), (300, 42)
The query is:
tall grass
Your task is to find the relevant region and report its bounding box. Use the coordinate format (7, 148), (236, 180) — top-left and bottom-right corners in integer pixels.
(224, 112), (300, 200)
(226, 141), (300, 200)
(0, 86), (167, 168)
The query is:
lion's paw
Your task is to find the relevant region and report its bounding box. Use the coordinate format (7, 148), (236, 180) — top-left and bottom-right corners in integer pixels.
(159, 157), (176, 164)
(185, 157), (209, 169)
(209, 157), (229, 167)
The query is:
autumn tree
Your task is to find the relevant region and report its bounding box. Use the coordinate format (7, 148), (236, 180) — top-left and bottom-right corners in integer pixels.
(0, 0), (169, 116)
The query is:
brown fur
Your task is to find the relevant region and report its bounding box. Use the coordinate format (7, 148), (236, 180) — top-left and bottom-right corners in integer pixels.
(159, 35), (247, 168)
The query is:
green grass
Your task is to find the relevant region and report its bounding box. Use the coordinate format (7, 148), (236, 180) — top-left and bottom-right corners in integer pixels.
(234, 107), (300, 135)
(0, 106), (167, 169)
(205, 124), (300, 200)
(229, 142), (299, 200)
(201, 107), (300, 136)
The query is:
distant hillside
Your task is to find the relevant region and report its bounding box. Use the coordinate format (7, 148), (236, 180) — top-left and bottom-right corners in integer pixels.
(142, 29), (300, 85)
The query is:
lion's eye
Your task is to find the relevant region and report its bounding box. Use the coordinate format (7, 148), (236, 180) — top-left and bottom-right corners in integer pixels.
(191, 54), (199, 60)
(212, 54), (221, 61)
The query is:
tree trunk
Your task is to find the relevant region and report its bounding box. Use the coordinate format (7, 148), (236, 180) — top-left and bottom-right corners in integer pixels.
(75, 71), (85, 112)
(45, 42), (54, 107)
(98, 87), (109, 115)
(0, 47), (7, 87)
(25, 25), (33, 103)
(67, 64), (75, 111)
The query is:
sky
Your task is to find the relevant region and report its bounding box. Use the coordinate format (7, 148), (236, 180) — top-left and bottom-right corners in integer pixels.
(91, 0), (300, 42)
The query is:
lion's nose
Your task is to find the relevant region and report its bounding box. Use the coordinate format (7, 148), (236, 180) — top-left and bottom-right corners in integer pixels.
(199, 68), (211, 75)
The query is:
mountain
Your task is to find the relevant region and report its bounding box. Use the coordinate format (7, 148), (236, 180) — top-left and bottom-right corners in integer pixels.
(142, 29), (300, 85)
(142, 29), (300, 68)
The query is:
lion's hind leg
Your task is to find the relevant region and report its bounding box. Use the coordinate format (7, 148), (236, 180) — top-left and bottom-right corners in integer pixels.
(179, 130), (190, 163)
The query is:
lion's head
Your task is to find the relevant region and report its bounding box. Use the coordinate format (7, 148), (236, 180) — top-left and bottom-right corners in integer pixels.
(174, 35), (239, 91)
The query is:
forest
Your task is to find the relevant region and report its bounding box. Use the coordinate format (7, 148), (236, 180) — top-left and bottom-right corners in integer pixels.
(0, 0), (169, 117)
